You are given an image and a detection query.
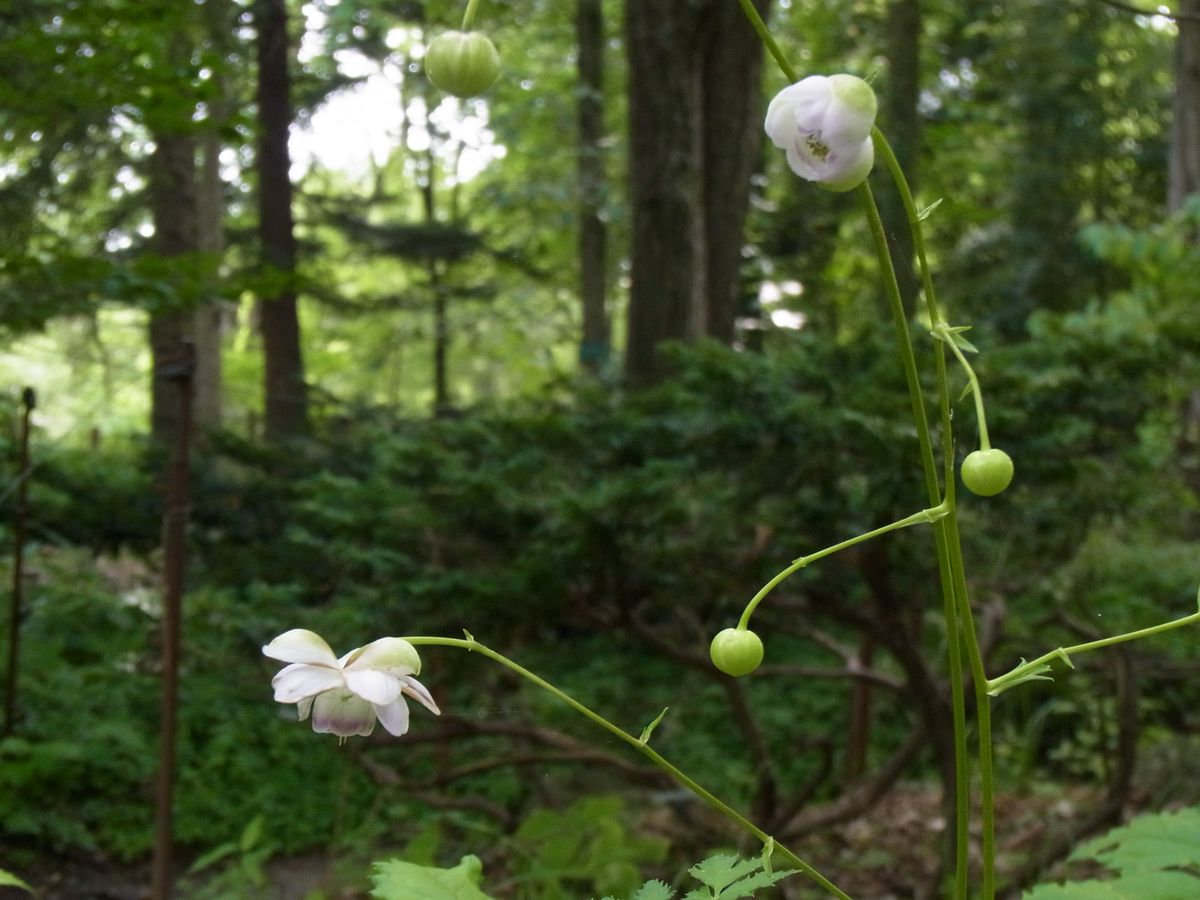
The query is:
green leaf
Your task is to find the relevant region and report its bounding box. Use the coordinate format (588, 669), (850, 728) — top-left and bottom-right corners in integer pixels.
(688, 854), (762, 893)
(916, 198), (943, 221)
(631, 880), (675, 900)
(638, 707), (669, 744)
(0, 868), (33, 892)
(1024, 807), (1200, 899)
(370, 855), (496, 900)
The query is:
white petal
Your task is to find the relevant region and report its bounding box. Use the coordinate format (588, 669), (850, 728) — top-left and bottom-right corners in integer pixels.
(343, 637), (421, 676)
(765, 89), (800, 148)
(298, 696), (314, 722)
(787, 75), (832, 133)
(400, 675), (441, 716)
(262, 629), (340, 667)
(824, 74), (877, 145)
(311, 689), (376, 737)
(784, 145), (823, 182)
(343, 668), (402, 705)
(373, 698), (411, 736)
(820, 137), (875, 192)
(272, 663), (345, 703)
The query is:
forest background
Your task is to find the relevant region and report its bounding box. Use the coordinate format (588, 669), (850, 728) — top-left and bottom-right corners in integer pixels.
(1, 0), (1199, 897)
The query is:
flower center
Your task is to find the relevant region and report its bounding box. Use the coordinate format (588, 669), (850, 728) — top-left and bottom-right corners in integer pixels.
(804, 132), (831, 161)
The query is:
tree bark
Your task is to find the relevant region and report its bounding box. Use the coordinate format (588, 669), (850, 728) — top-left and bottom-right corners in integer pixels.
(1170, 0), (1200, 211)
(148, 131), (199, 447)
(624, 0), (704, 389)
(879, 0), (922, 307)
(700, 0), (772, 343)
(577, 0), (609, 374)
(255, 0), (308, 440)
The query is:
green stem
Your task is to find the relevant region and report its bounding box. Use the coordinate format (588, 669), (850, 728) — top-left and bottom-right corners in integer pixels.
(858, 179), (971, 900)
(461, 0), (482, 30)
(738, 504), (948, 630)
(936, 329), (991, 450)
(873, 127), (996, 900)
(986, 609), (1200, 696)
(735, 0), (798, 82)
(403, 636), (851, 900)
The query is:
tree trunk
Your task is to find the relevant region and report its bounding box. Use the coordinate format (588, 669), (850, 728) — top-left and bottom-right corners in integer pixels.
(576, 0), (609, 374)
(255, 0), (308, 440)
(1170, 0), (1200, 211)
(700, 0), (772, 343)
(624, 0), (773, 386)
(624, 0), (704, 389)
(879, 0), (922, 307)
(148, 131), (199, 447)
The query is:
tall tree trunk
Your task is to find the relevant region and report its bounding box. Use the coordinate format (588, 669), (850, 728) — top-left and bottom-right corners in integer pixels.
(700, 0), (772, 343)
(1170, 0), (1200, 211)
(255, 0), (308, 440)
(148, 131), (199, 447)
(624, 0), (772, 386)
(879, 0), (922, 307)
(576, 0), (609, 374)
(624, 0), (703, 389)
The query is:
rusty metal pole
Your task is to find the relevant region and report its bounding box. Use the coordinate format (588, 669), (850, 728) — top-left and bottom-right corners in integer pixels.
(151, 345), (194, 900)
(2, 387), (35, 737)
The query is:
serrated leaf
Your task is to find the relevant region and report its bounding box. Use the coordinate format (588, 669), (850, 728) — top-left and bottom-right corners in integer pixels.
(1024, 871), (1200, 899)
(714, 868), (796, 899)
(370, 855), (495, 900)
(631, 879), (675, 900)
(688, 855), (762, 893)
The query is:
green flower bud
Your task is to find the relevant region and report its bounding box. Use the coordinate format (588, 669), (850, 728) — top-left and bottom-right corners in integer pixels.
(709, 627), (764, 677)
(424, 31), (500, 98)
(961, 448), (1014, 497)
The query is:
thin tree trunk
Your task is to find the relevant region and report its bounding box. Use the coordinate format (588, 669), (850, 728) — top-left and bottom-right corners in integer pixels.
(700, 0), (772, 343)
(577, 0), (609, 374)
(879, 0), (922, 306)
(1170, 0), (1200, 211)
(255, 0), (308, 440)
(148, 131), (199, 446)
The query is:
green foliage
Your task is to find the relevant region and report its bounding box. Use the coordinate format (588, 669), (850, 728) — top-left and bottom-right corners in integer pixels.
(370, 854), (494, 900)
(507, 796), (668, 900)
(0, 867), (33, 892)
(1024, 807), (1200, 899)
(599, 853), (795, 900)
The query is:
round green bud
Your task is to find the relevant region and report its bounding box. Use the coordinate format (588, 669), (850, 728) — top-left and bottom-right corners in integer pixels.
(961, 448), (1014, 497)
(424, 31), (500, 98)
(709, 628), (764, 677)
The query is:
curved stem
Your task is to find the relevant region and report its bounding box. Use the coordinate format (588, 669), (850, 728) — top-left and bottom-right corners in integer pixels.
(935, 328), (991, 450)
(403, 636), (851, 900)
(738, 504), (948, 630)
(735, 0), (798, 82)
(461, 0), (483, 30)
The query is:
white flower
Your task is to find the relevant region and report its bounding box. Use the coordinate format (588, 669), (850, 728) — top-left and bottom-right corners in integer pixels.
(765, 74), (877, 192)
(263, 629), (441, 738)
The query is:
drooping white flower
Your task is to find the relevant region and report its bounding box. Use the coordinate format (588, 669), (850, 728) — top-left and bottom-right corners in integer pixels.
(263, 629), (440, 738)
(765, 74), (877, 192)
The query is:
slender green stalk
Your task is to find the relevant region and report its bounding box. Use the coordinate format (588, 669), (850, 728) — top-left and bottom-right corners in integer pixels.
(735, 0), (798, 82)
(986, 609), (1200, 696)
(738, 504), (948, 629)
(873, 129), (997, 899)
(858, 181), (970, 900)
(404, 636), (851, 900)
(935, 327), (991, 450)
(461, 0), (483, 30)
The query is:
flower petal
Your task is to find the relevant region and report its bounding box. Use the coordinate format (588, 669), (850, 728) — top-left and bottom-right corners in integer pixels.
(819, 137), (875, 192)
(272, 663), (345, 703)
(262, 629), (340, 667)
(400, 675), (441, 716)
(310, 689), (377, 737)
(298, 696), (314, 722)
(343, 637), (422, 676)
(373, 698), (411, 736)
(343, 668), (402, 705)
